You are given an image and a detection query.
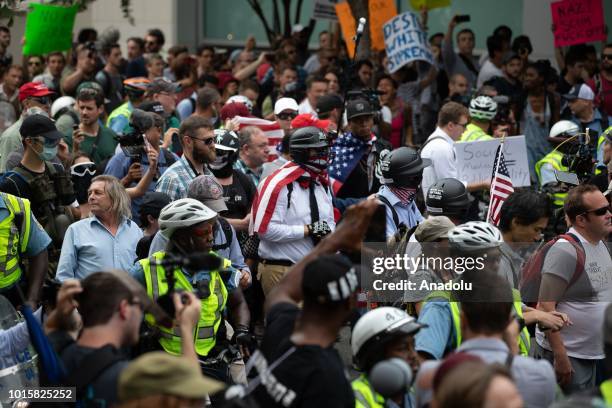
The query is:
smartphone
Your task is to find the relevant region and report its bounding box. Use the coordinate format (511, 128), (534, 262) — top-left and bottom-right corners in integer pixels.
(554, 170), (580, 186)
(365, 203), (387, 243)
(455, 15), (471, 23)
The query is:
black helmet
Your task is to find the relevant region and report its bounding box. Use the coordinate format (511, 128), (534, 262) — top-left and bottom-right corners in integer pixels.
(289, 126), (330, 171)
(426, 178), (471, 217)
(209, 129), (239, 176)
(213, 129), (239, 152)
(380, 147), (431, 187)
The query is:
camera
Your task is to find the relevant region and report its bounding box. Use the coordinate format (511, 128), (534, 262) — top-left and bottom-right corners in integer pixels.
(347, 89), (383, 113)
(116, 131), (146, 162)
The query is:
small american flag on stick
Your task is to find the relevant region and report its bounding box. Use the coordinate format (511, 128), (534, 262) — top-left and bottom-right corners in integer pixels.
(487, 140), (514, 225)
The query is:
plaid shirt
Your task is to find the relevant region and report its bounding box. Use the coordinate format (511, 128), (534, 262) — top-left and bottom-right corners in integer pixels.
(234, 158), (262, 186)
(155, 156), (210, 201)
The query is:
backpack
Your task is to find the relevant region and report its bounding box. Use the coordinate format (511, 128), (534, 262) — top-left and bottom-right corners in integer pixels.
(212, 217), (234, 252)
(519, 233), (585, 305)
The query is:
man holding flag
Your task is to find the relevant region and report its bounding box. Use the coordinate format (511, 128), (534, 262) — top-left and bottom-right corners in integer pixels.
(250, 126), (335, 296)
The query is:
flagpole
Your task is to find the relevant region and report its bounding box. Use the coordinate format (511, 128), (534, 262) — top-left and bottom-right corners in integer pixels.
(486, 133), (506, 224)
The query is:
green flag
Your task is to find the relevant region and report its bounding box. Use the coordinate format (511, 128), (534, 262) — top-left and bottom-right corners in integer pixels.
(23, 4), (78, 56)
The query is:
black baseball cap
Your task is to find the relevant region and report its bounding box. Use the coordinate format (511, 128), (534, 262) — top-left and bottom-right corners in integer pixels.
(302, 254), (359, 304)
(137, 101), (165, 116)
(20, 114), (63, 141)
(316, 94), (344, 116)
(347, 99), (374, 121)
(140, 192), (172, 217)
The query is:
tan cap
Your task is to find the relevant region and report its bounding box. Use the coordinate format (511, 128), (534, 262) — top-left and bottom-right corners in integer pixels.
(118, 352), (225, 401)
(415, 216), (456, 243)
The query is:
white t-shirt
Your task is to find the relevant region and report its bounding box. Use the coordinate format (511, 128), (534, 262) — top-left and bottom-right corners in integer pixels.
(535, 228), (612, 359)
(420, 128), (459, 196)
(298, 99), (316, 117)
(477, 59), (503, 89)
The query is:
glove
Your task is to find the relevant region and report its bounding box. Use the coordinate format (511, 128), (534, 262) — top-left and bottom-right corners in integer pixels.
(307, 220), (332, 240)
(234, 328), (253, 347)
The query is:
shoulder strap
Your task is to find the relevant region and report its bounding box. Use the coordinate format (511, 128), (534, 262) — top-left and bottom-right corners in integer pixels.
(63, 344), (124, 398)
(377, 193), (400, 229)
(560, 233), (586, 287)
(212, 217), (233, 251)
(420, 135), (448, 152)
(189, 96), (196, 113)
(162, 148), (177, 166)
(458, 53), (479, 76)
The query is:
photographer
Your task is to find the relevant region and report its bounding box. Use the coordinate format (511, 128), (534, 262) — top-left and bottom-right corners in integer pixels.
(104, 107), (177, 224)
(61, 42), (98, 96)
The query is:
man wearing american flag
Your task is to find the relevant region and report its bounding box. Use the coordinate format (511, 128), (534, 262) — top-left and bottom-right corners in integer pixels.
(250, 126), (335, 296)
(329, 99), (392, 199)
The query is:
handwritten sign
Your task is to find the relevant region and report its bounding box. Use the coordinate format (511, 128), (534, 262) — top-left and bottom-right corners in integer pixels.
(369, 0), (397, 51)
(383, 12), (433, 74)
(456, 136), (531, 187)
(23, 4), (78, 56)
(314, 1), (338, 21)
(550, 0), (606, 47)
(335, 2), (357, 58)
(409, 0), (451, 11)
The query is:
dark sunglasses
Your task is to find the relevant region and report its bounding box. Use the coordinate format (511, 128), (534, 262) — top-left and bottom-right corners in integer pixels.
(28, 61), (41, 66)
(277, 112), (297, 120)
(603, 54), (612, 61)
(30, 96), (50, 105)
(188, 135), (215, 146)
(579, 205), (610, 217)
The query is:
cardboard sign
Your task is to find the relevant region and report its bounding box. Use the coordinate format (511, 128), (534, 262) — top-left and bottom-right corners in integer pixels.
(409, 0), (451, 11)
(383, 11), (433, 73)
(551, 0), (606, 47)
(23, 4), (79, 56)
(369, 0), (397, 51)
(314, 0), (338, 21)
(335, 2), (356, 58)
(455, 136), (531, 187)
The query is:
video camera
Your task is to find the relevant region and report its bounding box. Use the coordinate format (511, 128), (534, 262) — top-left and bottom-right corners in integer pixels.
(116, 131), (146, 162)
(555, 130), (598, 185)
(347, 89), (383, 113)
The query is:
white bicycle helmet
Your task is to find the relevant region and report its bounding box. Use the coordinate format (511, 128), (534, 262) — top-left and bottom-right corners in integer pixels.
(159, 198), (217, 239)
(225, 95), (253, 114)
(50, 96), (76, 120)
(469, 96), (498, 121)
(549, 120), (580, 139)
(351, 307), (425, 370)
(448, 221), (502, 251)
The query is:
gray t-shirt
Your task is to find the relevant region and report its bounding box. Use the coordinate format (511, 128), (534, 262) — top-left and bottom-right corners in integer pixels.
(536, 228), (612, 359)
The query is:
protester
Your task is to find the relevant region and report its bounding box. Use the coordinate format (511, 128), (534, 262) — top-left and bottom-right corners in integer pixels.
(234, 126), (270, 187)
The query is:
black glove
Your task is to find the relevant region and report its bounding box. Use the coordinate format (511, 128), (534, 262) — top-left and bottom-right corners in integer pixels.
(307, 220), (332, 240)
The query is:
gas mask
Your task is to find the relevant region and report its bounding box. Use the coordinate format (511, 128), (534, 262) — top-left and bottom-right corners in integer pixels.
(71, 161), (97, 204)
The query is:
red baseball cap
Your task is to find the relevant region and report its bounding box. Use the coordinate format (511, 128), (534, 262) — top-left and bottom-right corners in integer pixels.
(291, 113), (331, 131)
(19, 82), (53, 102)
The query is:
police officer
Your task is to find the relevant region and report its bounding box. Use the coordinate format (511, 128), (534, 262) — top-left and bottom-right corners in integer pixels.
(425, 178), (473, 225)
(459, 96), (497, 142)
(0, 115), (77, 276)
(351, 307), (425, 408)
(535, 120), (579, 208)
(377, 147), (431, 240)
(129, 198), (251, 383)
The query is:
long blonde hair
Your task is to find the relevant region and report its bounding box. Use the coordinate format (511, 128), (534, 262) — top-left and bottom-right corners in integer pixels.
(90, 175), (132, 220)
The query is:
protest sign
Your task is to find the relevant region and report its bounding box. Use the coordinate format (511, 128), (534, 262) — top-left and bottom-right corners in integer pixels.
(455, 136), (530, 187)
(369, 0), (397, 51)
(314, 0), (338, 21)
(383, 11), (433, 74)
(409, 0), (451, 11)
(335, 2), (356, 58)
(550, 0), (606, 47)
(23, 4), (79, 56)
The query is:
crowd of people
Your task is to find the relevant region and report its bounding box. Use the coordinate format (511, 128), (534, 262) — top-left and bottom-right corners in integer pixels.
(0, 9), (611, 408)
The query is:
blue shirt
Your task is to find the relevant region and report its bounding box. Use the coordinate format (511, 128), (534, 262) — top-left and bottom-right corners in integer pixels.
(176, 91), (197, 121)
(128, 250), (240, 293)
(56, 216), (143, 281)
(569, 109), (612, 164)
(0, 200), (51, 258)
(146, 221), (250, 274)
(104, 149), (178, 222)
(415, 301), (455, 360)
(378, 185), (424, 240)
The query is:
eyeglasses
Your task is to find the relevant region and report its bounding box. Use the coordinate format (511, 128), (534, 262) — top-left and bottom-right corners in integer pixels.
(30, 96), (50, 105)
(454, 121), (469, 129)
(31, 137), (59, 148)
(602, 54), (612, 61)
(277, 112), (297, 120)
(188, 135), (215, 146)
(128, 299), (144, 312)
(28, 61), (41, 66)
(579, 205), (610, 217)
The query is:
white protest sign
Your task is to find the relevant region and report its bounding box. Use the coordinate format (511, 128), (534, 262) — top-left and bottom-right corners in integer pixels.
(455, 136), (531, 187)
(383, 11), (433, 74)
(314, 0), (338, 21)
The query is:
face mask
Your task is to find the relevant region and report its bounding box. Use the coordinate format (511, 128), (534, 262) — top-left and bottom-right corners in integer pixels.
(71, 162), (96, 204)
(389, 186), (418, 206)
(208, 151), (235, 178)
(284, 82), (298, 93)
(35, 143), (58, 161)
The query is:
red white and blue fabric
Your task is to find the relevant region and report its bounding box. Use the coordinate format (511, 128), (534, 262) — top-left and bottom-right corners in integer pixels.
(487, 143), (514, 226)
(329, 132), (373, 194)
(233, 116), (284, 161)
(250, 161), (330, 235)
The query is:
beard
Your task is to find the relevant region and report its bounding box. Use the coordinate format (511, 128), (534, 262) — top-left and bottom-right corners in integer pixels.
(193, 145), (215, 165)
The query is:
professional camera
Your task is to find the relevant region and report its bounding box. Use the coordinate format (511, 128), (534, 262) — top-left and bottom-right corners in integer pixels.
(116, 131), (145, 162)
(560, 134), (596, 183)
(347, 89), (383, 113)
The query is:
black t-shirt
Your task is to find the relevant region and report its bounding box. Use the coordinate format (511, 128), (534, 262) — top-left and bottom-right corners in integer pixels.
(222, 169), (256, 220)
(252, 303), (355, 408)
(336, 138), (392, 199)
(0, 163), (76, 219)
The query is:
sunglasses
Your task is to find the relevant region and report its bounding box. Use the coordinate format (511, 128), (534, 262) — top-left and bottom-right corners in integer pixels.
(579, 205), (610, 217)
(188, 135), (215, 146)
(278, 112), (297, 120)
(31, 137), (59, 148)
(454, 121), (469, 129)
(30, 96), (50, 105)
(192, 224), (214, 237)
(603, 54), (612, 61)
(28, 61), (41, 66)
